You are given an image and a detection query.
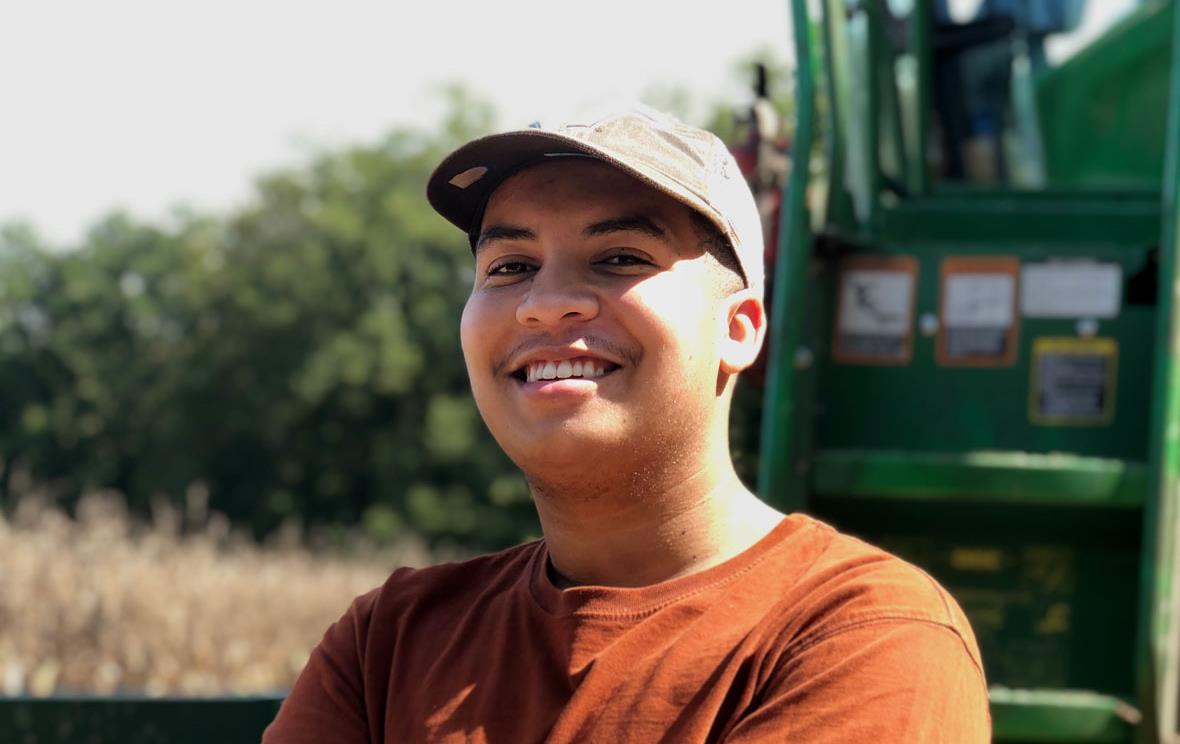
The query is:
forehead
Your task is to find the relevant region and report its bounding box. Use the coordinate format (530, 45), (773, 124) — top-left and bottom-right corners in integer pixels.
(480, 159), (688, 230)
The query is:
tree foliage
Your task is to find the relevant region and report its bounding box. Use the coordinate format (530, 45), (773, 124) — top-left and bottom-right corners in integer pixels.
(0, 90), (542, 549)
(0, 82), (776, 550)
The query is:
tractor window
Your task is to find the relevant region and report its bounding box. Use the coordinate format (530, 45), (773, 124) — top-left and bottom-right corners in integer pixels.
(928, 0), (1159, 188)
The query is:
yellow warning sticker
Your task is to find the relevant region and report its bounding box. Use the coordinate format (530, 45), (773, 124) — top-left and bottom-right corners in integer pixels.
(1029, 338), (1118, 426)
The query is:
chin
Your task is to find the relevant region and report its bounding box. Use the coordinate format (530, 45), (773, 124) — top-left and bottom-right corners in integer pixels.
(499, 425), (628, 474)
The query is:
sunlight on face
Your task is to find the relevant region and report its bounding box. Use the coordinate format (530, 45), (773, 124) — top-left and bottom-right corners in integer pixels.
(459, 159), (732, 478)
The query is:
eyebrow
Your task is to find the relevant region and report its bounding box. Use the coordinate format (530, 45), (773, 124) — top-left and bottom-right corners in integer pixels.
(583, 214), (669, 242)
(473, 214), (669, 255)
(474, 224), (536, 254)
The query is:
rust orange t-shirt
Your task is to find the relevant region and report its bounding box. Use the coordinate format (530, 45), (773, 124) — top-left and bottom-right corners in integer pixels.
(264, 514), (990, 743)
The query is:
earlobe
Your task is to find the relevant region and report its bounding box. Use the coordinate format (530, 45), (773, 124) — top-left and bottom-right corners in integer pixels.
(719, 291), (767, 375)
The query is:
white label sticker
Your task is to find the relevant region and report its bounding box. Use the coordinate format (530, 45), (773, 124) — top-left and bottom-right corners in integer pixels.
(837, 270), (914, 334)
(944, 273), (1015, 328)
(1021, 262), (1122, 319)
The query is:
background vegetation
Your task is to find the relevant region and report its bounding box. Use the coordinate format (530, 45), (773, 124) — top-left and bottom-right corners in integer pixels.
(0, 69), (789, 553)
(1, 490), (416, 696)
(0, 64), (792, 695)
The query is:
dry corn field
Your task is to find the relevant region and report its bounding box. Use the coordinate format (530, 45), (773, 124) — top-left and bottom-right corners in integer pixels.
(0, 491), (443, 697)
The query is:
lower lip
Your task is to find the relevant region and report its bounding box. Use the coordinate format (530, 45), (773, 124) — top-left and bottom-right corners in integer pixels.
(516, 374), (612, 399)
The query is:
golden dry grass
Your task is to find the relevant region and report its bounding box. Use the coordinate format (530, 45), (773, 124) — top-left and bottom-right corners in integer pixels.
(0, 491), (439, 697)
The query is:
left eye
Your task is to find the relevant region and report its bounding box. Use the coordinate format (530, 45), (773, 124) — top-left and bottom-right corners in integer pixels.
(599, 254), (650, 267)
(488, 261), (535, 275)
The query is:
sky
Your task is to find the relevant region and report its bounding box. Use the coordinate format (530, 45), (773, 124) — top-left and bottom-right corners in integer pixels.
(1, 0), (793, 247)
(1, 0), (1137, 247)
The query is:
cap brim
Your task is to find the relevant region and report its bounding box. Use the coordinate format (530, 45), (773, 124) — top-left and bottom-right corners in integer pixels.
(428, 131), (588, 237)
(426, 126), (757, 291)
(427, 129), (674, 240)
(425, 102), (769, 297)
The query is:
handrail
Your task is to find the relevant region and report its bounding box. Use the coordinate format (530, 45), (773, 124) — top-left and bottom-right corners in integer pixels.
(911, 1), (932, 196)
(820, 0), (847, 228)
(1139, 0), (1180, 739)
(758, 0), (817, 509)
(863, 1), (882, 229)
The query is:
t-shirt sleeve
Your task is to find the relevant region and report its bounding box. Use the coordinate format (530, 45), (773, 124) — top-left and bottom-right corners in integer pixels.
(722, 619), (991, 743)
(262, 592), (374, 744)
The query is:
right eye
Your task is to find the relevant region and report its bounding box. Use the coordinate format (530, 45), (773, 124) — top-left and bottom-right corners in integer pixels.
(487, 260), (536, 277)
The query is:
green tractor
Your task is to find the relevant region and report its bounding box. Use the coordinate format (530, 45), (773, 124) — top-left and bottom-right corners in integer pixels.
(755, 0), (1180, 741)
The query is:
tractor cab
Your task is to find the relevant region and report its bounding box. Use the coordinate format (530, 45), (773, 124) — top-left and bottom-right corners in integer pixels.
(757, 1), (1180, 741)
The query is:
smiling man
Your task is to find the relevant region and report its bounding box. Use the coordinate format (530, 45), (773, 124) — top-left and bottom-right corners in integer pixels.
(264, 105), (990, 743)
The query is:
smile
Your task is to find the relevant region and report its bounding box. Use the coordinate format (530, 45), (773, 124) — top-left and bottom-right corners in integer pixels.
(512, 357), (621, 383)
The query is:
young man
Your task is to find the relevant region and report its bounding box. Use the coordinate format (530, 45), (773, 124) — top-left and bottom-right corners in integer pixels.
(264, 105), (990, 742)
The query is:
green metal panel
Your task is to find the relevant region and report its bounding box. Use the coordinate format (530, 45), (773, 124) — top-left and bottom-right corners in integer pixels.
(879, 192), (1161, 245)
(811, 242), (1155, 459)
(1036, 1), (1173, 189)
(812, 449), (1146, 507)
(801, 215), (1157, 729)
(990, 688), (1138, 743)
(815, 497), (1140, 698)
(0, 696), (283, 743)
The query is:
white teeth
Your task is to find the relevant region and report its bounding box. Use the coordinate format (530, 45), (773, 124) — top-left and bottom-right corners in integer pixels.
(521, 359), (611, 382)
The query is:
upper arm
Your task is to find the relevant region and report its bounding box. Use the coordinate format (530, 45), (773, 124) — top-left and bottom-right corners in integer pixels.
(723, 620), (991, 744)
(262, 596), (372, 744)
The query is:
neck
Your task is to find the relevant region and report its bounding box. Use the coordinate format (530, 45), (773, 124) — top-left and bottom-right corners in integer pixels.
(528, 447), (784, 588)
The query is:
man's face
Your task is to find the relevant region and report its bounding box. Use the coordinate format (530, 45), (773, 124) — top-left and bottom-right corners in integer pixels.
(460, 158), (740, 476)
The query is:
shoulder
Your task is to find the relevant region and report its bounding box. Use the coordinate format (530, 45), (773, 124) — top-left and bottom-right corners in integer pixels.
(722, 518), (991, 741)
(350, 538), (543, 628)
(780, 515), (982, 670)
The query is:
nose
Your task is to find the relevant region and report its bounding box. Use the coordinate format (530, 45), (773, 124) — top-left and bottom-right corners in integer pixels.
(515, 262), (599, 327)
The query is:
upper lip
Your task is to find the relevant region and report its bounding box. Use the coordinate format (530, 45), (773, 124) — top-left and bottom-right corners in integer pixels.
(507, 345), (622, 375)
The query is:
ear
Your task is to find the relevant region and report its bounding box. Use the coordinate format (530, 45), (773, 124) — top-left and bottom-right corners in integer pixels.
(719, 289), (767, 375)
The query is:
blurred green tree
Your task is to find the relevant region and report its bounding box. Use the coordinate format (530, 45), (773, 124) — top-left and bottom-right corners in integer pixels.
(0, 73), (784, 549)
(0, 88), (536, 548)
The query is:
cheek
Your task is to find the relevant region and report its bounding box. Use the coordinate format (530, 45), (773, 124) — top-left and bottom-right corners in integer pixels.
(459, 299), (476, 364)
(623, 280), (722, 377)
(459, 295), (494, 383)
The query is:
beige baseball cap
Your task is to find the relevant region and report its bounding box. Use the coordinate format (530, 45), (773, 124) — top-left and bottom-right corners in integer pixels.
(426, 103), (765, 294)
